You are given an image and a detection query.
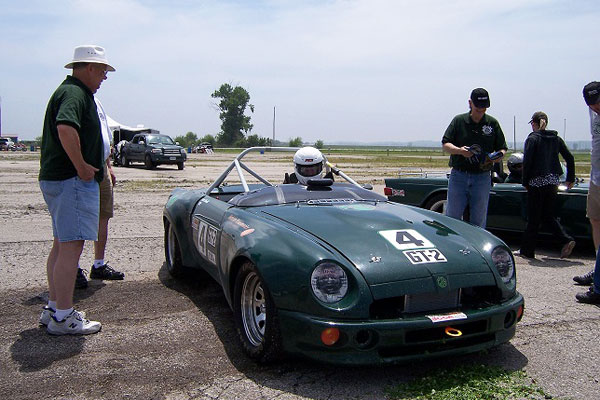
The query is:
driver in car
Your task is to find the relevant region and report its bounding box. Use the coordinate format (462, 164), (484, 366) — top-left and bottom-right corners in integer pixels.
(284, 147), (333, 185)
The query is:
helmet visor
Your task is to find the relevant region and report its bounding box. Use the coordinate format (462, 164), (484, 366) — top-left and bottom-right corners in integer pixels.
(297, 163), (323, 177)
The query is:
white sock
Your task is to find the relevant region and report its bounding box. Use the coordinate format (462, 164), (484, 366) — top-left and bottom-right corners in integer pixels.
(93, 259), (105, 269)
(48, 301), (57, 310)
(54, 307), (74, 321)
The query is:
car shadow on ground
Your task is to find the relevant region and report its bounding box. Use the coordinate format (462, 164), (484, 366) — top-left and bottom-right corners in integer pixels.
(157, 263), (530, 397)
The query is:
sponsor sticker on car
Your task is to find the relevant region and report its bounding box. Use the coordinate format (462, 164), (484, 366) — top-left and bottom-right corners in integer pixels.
(379, 229), (447, 264)
(426, 311), (467, 323)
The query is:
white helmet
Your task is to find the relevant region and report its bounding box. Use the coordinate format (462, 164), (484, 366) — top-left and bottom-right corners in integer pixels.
(294, 146), (324, 185)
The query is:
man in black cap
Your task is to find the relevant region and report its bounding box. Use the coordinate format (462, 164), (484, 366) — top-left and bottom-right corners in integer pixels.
(574, 81), (600, 304)
(441, 88), (507, 228)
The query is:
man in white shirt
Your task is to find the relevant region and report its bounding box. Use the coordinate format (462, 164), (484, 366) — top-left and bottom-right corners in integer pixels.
(75, 98), (125, 288)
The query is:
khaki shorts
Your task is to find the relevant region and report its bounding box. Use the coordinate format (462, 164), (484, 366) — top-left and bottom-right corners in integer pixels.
(587, 181), (600, 220)
(99, 166), (114, 218)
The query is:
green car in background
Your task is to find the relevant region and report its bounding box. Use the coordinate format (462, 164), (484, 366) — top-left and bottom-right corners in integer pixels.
(163, 148), (523, 365)
(384, 171), (590, 241)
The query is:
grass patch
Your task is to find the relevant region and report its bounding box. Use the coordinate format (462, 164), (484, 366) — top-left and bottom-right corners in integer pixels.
(386, 365), (552, 400)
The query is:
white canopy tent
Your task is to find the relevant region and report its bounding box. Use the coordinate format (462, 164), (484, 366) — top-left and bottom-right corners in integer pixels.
(106, 115), (149, 133)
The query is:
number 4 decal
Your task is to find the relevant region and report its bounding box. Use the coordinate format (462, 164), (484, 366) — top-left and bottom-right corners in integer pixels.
(379, 229), (435, 250)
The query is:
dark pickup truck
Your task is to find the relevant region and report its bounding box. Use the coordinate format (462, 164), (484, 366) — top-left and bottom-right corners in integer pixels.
(118, 133), (186, 170)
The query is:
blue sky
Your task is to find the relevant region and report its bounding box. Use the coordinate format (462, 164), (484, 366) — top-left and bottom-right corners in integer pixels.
(1, 0), (598, 144)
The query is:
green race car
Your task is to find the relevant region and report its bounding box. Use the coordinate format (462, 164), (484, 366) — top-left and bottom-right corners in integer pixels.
(384, 170), (590, 241)
(163, 148), (523, 365)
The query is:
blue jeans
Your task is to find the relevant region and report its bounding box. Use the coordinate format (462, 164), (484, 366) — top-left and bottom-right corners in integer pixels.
(446, 169), (491, 228)
(40, 176), (100, 242)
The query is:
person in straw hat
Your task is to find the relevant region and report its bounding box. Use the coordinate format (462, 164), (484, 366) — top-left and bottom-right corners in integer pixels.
(38, 45), (115, 335)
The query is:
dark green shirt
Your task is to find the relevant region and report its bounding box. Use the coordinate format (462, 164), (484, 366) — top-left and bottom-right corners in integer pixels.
(39, 75), (104, 183)
(442, 112), (507, 173)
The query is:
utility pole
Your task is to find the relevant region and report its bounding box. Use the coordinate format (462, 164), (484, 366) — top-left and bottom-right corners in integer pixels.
(272, 106), (276, 144)
(513, 115), (516, 151)
(563, 118), (567, 143)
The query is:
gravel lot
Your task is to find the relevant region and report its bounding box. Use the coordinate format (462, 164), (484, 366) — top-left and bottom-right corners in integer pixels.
(0, 151), (598, 400)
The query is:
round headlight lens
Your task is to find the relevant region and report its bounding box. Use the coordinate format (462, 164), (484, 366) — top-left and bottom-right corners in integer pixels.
(311, 262), (348, 303)
(491, 246), (515, 283)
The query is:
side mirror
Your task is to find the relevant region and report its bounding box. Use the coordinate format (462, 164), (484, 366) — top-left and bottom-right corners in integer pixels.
(175, 141), (180, 145)
(362, 184), (373, 190)
(139, 140), (145, 145)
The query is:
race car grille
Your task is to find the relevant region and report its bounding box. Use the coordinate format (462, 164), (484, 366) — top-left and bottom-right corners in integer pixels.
(369, 286), (502, 319)
(404, 290), (460, 314)
(164, 149), (181, 156)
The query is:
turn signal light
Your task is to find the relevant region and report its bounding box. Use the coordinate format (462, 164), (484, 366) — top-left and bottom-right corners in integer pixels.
(321, 327), (340, 346)
(516, 305), (524, 321)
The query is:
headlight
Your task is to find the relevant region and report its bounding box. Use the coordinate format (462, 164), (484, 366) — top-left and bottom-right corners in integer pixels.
(491, 246), (515, 283)
(180, 148), (186, 155)
(151, 148), (162, 154)
(311, 262), (348, 303)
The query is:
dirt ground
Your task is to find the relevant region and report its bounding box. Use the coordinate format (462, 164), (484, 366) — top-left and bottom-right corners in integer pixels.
(0, 150), (599, 400)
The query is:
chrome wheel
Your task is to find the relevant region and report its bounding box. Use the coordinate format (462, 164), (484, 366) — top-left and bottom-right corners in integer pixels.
(240, 271), (266, 347)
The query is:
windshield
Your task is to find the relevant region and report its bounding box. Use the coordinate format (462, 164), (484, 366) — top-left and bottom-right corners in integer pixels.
(228, 183), (387, 207)
(147, 135), (174, 145)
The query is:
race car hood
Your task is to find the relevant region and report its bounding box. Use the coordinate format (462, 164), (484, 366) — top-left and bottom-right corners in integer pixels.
(262, 202), (497, 288)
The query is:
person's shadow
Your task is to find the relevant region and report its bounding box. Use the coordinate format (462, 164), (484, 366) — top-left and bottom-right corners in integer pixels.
(10, 285), (106, 372)
(10, 328), (86, 372)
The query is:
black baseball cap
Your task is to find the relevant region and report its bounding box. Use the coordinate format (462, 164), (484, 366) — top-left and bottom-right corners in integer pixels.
(583, 81), (600, 106)
(470, 88), (490, 108)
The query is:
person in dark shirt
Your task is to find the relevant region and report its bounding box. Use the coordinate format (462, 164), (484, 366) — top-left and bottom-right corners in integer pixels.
(38, 45), (115, 335)
(441, 88), (507, 228)
(516, 111), (575, 259)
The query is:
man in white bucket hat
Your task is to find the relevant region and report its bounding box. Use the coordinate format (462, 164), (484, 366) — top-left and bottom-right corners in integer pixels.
(38, 44), (115, 335)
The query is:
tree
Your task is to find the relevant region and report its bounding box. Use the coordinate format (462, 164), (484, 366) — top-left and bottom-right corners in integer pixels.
(200, 134), (216, 145)
(315, 140), (324, 149)
(173, 131), (198, 148)
(211, 83), (254, 146)
(289, 137), (303, 147)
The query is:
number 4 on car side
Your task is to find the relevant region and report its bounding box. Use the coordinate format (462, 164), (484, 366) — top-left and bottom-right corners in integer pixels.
(163, 148), (524, 365)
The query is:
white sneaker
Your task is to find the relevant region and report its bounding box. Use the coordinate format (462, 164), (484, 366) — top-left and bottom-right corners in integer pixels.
(39, 306), (55, 326)
(40, 307), (86, 326)
(47, 309), (101, 335)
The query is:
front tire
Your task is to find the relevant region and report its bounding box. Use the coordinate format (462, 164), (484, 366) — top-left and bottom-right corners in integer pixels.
(164, 222), (185, 278)
(177, 162), (184, 170)
(145, 155), (156, 170)
(233, 262), (282, 363)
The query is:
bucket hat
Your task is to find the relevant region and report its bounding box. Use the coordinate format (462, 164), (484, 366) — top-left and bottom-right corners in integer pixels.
(64, 45), (115, 71)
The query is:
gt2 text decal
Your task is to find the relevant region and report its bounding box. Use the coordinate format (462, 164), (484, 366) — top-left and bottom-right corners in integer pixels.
(379, 229), (447, 264)
(403, 249), (447, 264)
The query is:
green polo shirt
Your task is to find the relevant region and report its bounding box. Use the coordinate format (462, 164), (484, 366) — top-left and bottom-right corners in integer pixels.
(39, 75), (104, 183)
(442, 112), (507, 172)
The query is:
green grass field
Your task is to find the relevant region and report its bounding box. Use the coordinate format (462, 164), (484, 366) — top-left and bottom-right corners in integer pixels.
(211, 146), (592, 177)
